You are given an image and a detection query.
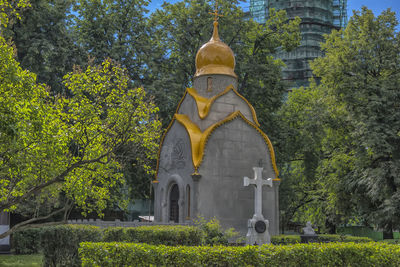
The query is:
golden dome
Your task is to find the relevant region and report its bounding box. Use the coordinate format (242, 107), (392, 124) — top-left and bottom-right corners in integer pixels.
(194, 21), (237, 79)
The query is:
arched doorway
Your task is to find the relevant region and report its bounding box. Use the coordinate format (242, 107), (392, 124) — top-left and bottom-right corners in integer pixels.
(169, 184), (179, 223)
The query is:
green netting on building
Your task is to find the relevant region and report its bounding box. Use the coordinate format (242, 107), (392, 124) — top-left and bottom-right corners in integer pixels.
(250, 0), (268, 23)
(249, 0), (348, 88)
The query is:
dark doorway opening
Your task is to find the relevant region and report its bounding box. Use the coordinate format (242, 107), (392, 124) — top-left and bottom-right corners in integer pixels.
(169, 184), (179, 223)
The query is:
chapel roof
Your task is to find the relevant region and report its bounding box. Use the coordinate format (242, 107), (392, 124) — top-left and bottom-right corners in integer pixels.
(194, 20), (237, 79)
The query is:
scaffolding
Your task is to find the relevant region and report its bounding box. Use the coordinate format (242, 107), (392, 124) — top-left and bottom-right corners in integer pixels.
(249, 0), (348, 88)
(332, 0), (348, 28)
(249, 0), (268, 24)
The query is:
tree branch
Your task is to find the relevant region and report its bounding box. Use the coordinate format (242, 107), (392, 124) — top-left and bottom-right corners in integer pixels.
(0, 151), (112, 212)
(0, 205), (70, 239)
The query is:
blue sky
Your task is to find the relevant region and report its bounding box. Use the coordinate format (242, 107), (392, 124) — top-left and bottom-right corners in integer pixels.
(147, 1), (400, 21)
(347, 0), (400, 18)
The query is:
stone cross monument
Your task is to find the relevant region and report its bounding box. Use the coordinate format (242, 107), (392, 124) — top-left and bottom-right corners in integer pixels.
(244, 167), (273, 245)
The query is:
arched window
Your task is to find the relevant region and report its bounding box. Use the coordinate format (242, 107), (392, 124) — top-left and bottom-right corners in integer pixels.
(186, 185), (191, 219)
(169, 184), (179, 223)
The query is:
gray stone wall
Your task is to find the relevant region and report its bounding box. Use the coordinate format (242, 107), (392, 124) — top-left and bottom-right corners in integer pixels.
(68, 219), (192, 228)
(196, 119), (279, 236)
(193, 74), (237, 98)
(155, 121), (194, 223)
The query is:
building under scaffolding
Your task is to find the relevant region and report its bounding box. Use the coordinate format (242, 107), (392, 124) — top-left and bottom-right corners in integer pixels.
(250, 0), (348, 88)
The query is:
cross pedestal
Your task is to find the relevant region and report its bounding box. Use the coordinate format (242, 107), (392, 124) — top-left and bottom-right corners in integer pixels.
(243, 167), (273, 245)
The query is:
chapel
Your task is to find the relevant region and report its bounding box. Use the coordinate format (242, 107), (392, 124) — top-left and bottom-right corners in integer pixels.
(153, 16), (281, 236)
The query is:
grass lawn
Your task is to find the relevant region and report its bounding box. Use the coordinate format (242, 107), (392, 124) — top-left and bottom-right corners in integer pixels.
(0, 254), (42, 267)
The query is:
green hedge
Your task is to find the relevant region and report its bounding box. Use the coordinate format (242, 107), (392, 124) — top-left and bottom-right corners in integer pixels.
(11, 225), (375, 266)
(80, 242), (400, 267)
(35, 224), (203, 266)
(318, 234), (372, 243)
(40, 225), (102, 267)
(103, 225), (204, 245)
(271, 234), (373, 244)
(379, 239), (400, 244)
(271, 235), (301, 244)
(12, 228), (43, 254)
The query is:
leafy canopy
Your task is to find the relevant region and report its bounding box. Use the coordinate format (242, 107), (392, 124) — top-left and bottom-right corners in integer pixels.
(279, 7), (400, 232)
(0, 0), (30, 27)
(0, 30), (161, 236)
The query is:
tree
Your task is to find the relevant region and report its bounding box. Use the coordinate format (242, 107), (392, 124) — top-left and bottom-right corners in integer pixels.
(0, 0), (30, 27)
(0, 34), (161, 238)
(70, 1), (159, 201)
(73, 0), (151, 85)
(279, 7), (400, 233)
(3, 0), (83, 94)
(313, 7), (400, 233)
(147, 0), (301, 130)
(278, 81), (355, 233)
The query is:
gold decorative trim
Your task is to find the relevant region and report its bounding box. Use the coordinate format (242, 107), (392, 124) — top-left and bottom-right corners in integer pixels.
(174, 114), (203, 170)
(186, 86), (230, 119)
(154, 111), (279, 180)
(185, 85), (260, 126)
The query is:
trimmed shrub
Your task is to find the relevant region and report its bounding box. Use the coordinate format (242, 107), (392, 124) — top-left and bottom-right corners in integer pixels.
(194, 217), (239, 245)
(379, 239), (400, 244)
(103, 225), (204, 246)
(41, 225), (102, 267)
(271, 235), (300, 244)
(319, 234), (373, 243)
(80, 242), (400, 267)
(38, 224), (203, 266)
(271, 234), (373, 244)
(12, 228), (43, 254)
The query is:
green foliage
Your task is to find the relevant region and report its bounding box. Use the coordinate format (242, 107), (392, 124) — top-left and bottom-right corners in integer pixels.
(379, 239), (400, 244)
(278, 7), (400, 232)
(318, 234), (372, 243)
(271, 234), (372, 245)
(0, 0), (30, 27)
(102, 225), (204, 246)
(0, 34), (58, 213)
(3, 0), (82, 94)
(0, 33), (161, 235)
(0, 254), (42, 267)
(311, 7), (400, 231)
(337, 226), (385, 241)
(72, 0), (151, 87)
(14, 224), (204, 264)
(194, 216), (239, 245)
(40, 225), (102, 267)
(12, 228), (42, 254)
(80, 242), (400, 267)
(271, 235), (301, 244)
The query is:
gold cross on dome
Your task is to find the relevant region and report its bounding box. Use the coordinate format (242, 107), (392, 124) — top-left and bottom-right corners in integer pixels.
(209, 1), (223, 22)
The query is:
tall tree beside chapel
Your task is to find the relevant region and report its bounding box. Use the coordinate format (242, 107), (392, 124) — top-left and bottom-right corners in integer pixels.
(279, 7), (400, 234)
(3, 0), (82, 94)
